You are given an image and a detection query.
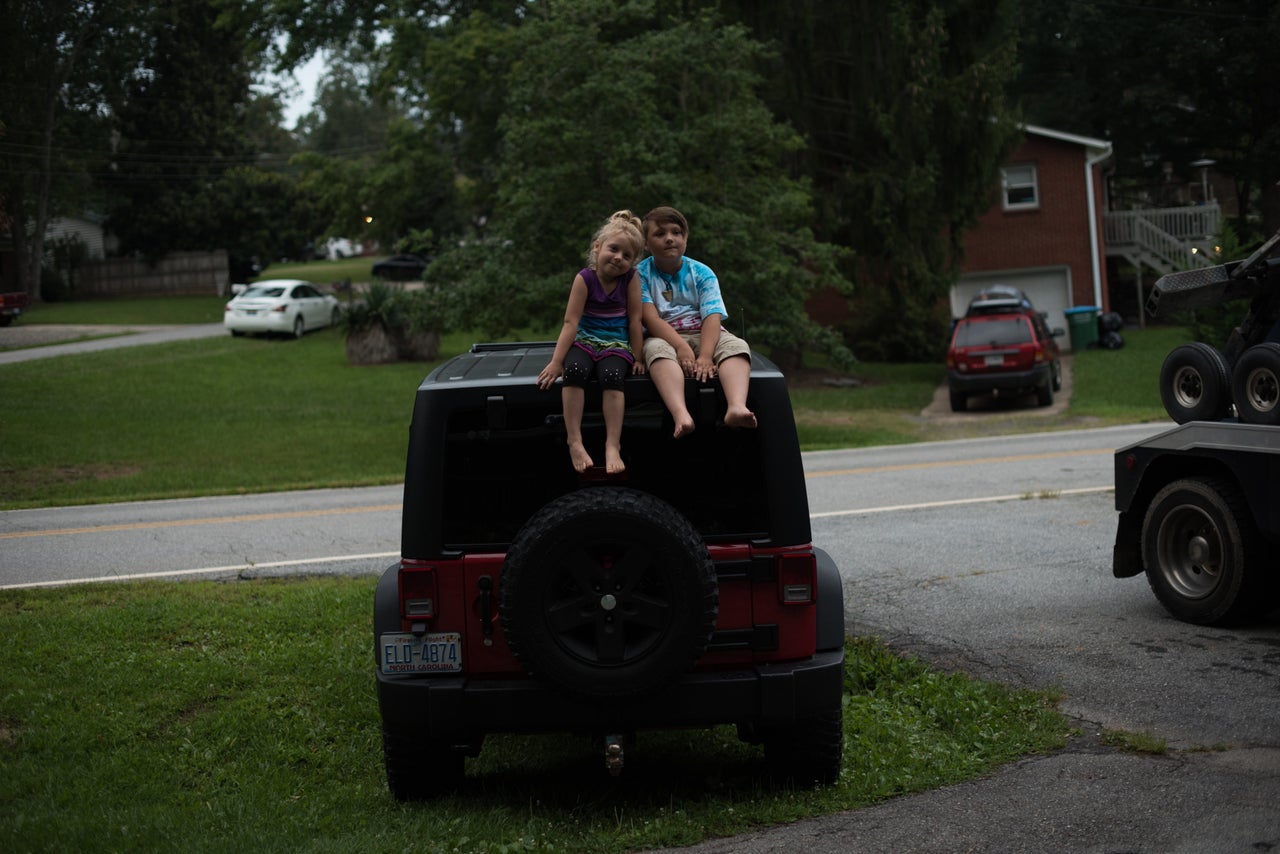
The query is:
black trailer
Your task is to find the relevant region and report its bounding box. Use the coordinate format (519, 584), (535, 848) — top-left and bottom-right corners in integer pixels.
(1113, 421), (1280, 624)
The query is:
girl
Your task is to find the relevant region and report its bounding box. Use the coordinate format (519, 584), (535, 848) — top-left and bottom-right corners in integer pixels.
(536, 210), (646, 474)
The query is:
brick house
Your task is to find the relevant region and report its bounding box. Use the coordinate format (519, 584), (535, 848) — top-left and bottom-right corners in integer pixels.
(954, 124), (1114, 350)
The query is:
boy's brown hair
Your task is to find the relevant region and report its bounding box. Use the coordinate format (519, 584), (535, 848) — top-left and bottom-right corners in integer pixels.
(642, 205), (689, 238)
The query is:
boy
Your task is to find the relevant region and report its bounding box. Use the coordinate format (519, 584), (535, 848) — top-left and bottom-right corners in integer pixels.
(637, 206), (756, 437)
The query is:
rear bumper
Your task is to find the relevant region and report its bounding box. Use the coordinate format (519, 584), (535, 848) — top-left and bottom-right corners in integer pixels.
(948, 363), (1050, 395)
(224, 312), (294, 334)
(376, 648), (845, 738)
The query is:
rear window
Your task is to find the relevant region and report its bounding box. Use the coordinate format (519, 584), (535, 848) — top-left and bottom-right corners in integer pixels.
(955, 316), (1031, 347)
(439, 401), (771, 548)
(242, 286), (285, 298)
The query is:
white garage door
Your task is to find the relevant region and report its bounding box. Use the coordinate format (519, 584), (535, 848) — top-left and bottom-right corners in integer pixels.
(953, 267), (1079, 350)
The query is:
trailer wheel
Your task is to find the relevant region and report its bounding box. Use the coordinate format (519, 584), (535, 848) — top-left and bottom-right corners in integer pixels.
(1231, 343), (1280, 425)
(1141, 477), (1264, 625)
(1159, 343), (1231, 424)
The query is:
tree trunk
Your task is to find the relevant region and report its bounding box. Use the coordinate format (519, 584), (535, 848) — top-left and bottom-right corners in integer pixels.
(345, 324), (398, 365)
(396, 329), (441, 361)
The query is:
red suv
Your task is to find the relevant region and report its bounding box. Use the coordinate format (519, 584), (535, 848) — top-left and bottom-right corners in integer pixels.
(946, 310), (1064, 411)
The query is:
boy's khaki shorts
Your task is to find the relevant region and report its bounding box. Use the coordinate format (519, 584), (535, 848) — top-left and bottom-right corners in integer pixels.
(643, 329), (751, 368)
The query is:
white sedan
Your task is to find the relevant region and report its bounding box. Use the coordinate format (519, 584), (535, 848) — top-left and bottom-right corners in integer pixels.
(224, 279), (341, 338)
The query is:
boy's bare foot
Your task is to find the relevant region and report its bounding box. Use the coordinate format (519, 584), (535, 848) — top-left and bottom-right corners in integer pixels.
(672, 414), (696, 439)
(724, 405), (757, 429)
(605, 444), (626, 475)
(568, 442), (594, 473)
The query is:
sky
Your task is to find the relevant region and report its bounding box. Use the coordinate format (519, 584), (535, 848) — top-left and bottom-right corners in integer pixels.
(281, 53), (325, 127)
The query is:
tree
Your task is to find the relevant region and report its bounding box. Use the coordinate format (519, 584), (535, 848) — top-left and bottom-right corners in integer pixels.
(717, 0), (1024, 360)
(101, 0), (257, 260)
(424, 0), (851, 365)
(1015, 0), (1280, 236)
(0, 0), (143, 299)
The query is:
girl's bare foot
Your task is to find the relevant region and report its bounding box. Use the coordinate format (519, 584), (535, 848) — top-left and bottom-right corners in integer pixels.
(605, 443), (626, 475)
(673, 413), (696, 439)
(724, 405), (757, 429)
(568, 442), (594, 473)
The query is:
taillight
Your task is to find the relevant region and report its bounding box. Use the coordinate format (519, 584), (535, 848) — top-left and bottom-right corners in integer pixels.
(272, 304), (288, 313)
(399, 560), (439, 631)
(776, 552), (815, 605)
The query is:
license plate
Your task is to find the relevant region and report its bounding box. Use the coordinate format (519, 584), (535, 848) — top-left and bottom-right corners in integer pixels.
(243, 309), (258, 316)
(380, 632), (462, 674)
(984, 354), (1004, 366)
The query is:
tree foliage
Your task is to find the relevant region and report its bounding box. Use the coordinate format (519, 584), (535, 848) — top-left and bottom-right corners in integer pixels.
(409, 0), (852, 363)
(0, 0), (145, 297)
(101, 0), (257, 260)
(1015, 0), (1280, 235)
(716, 0), (1023, 360)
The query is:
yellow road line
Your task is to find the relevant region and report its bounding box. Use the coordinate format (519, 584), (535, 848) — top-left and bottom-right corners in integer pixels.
(0, 503), (402, 541)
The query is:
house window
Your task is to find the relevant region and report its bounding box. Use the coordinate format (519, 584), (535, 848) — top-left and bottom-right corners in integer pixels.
(1002, 163), (1039, 210)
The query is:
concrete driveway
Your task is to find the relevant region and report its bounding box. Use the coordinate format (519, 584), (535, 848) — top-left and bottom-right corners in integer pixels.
(0, 323), (226, 364)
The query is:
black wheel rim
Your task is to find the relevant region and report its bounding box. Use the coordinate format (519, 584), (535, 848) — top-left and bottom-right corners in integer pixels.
(1243, 366), (1279, 414)
(1155, 502), (1223, 600)
(542, 539), (673, 666)
(1171, 365), (1204, 409)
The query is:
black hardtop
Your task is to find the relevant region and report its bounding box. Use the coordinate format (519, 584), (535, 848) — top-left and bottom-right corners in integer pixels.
(401, 342), (812, 557)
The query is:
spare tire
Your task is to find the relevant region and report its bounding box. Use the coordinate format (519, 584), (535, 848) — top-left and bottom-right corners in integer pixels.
(499, 487), (718, 698)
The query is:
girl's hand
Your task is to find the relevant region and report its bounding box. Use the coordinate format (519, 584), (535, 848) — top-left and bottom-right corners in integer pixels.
(536, 362), (563, 390)
(631, 359), (647, 376)
(675, 341), (697, 376)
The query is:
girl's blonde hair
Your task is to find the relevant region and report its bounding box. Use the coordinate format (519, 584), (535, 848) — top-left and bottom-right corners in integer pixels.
(586, 209), (644, 269)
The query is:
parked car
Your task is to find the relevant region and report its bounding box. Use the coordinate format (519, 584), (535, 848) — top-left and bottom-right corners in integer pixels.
(322, 237), (363, 260)
(965, 284), (1035, 316)
(946, 309), (1064, 411)
(223, 280), (340, 339)
(1, 290), (30, 326)
(374, 342), (846, 800)
(371, 254), (431, 282)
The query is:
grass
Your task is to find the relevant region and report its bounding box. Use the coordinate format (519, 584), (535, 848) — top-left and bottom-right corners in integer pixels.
(15, 294), (228, 325)
(0, 577), (1068, 853)
(0, 305), (1190, 509)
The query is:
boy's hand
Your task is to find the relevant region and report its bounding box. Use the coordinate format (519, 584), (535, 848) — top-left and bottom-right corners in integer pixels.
(536, 362), (563, 390)
(693, 354), (717, 382)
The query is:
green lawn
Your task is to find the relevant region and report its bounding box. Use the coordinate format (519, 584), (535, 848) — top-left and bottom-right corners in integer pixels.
(0, 578), (1067, 853)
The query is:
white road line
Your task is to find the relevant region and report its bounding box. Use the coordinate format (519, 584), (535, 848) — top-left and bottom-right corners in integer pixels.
(1, 551), (399, 590)
(809, 485), (1113, 519)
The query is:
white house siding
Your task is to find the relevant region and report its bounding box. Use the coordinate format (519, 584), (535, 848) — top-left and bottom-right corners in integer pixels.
(45, 217), (107, 259)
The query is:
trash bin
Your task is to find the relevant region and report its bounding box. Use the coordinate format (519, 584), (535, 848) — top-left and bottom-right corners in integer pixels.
(1063, 306), (1099, 351)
